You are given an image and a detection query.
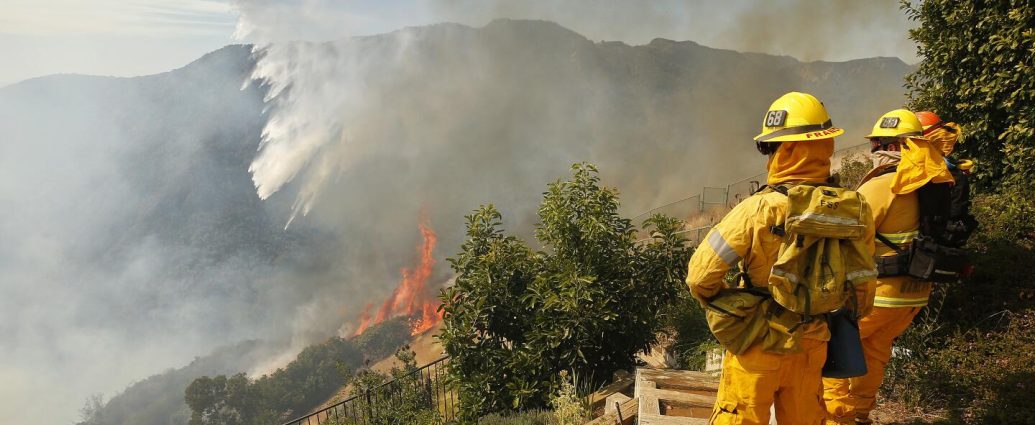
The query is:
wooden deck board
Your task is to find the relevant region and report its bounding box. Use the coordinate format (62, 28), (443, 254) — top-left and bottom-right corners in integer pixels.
(638, 412), (709, 425)
(585, 396), (638, 425)
(632, 368), (719, 424)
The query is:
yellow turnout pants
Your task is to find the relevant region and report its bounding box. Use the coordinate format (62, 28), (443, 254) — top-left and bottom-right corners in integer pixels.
(712, 338), (827, 425)
(822, 306), (921, 424)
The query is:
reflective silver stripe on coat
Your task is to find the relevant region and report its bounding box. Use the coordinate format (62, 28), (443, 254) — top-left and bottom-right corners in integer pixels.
(788, 212), (861, 226)
(770, 268), (800, 284)
(846, 268), (878, 281)
(707, 230), (740, 265)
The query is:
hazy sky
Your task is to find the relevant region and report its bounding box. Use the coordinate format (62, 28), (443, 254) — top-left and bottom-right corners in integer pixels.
(0, 0), (919, 87)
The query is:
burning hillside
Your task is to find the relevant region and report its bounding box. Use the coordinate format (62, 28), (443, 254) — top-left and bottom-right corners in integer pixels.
(352, 218), (443, 337)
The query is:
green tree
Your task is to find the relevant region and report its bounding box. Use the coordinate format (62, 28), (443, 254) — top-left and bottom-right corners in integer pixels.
(184, 374), (252, 425)
(439, 163), (691, 421)
(903, 0), (1035, 187)
(184, 332), (370, 425)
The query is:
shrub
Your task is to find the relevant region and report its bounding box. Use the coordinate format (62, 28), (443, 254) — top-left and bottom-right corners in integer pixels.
(885, 310), (1035, 424)
(666, 296), (714, 370)
(439, 163), (691, 421)
(477, 410), (556, 425)
(892, 4), (1035, 420)
(549, 371), (588, 425)
(903, 0), (1035, 188)
(883, 189), (1035, 424)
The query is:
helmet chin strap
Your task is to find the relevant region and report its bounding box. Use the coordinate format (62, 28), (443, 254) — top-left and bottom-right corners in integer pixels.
(756, 141), (780, 155)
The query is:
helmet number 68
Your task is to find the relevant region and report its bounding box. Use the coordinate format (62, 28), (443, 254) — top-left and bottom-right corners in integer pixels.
(765, 110), (788, 127)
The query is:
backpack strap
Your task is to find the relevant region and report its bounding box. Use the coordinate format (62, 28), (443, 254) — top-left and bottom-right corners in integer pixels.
(755, 184), (790, 237)
(856, 164), (897, 189)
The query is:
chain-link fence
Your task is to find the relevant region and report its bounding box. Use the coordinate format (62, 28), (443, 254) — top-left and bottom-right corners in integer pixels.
(726, 172), (767, 209)
(632, 194), (702, 224)
(635, 143), (870, 244)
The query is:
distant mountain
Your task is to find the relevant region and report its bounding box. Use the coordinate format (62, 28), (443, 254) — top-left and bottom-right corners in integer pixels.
(0, 20), (911, 425)
(76, 341), (276, 425)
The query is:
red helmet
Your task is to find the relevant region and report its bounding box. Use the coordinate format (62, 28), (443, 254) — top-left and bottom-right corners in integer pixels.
(915, 111), (943, 134)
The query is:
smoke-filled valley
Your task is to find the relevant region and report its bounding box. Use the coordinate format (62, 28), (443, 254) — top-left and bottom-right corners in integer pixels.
(0, 19), (911, 425)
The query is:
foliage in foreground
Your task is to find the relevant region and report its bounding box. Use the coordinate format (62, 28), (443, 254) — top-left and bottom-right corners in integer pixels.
(885, 307), (1035, 425)
(667, 297), (718, 371)
(549, 371), (589, 425)
(883, 190), (1035, 424)
(903, 0), (1035, 188)
(439, 163), (692, 421)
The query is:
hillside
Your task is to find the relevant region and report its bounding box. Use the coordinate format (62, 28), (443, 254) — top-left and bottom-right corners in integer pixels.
(77, 341), (279, 425)
(0, 20), (912, 425)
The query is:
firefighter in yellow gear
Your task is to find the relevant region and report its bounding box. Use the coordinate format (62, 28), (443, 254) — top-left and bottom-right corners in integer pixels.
(822, 109), (955, 424)
(686, 92), (875, 425)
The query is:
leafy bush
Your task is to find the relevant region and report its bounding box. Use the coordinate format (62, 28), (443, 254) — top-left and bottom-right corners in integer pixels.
(665, 294), (714, 370)
(439, 163), (691, 421)
(887, 4), (1035, 422)
(549, 371), (588, 425)
(903, 0), (1035, 188)
(885, 310), (1035, 424)
(970, 188), (1035, 248)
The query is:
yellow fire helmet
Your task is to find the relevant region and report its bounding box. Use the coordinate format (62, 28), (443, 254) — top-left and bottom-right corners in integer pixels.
(753, 92), (845, 142)
(958, 159), (975, 173)
(865, 109), (927, 140)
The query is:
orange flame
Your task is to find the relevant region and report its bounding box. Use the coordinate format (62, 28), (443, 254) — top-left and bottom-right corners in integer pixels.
(351, 303), (374, 337)
(352, 218), (443, 337)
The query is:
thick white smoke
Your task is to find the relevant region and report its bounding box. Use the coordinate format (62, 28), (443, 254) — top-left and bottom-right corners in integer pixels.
(247, 32), (421, 225)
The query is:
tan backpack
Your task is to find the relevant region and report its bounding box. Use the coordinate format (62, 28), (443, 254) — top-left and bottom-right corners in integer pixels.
(767, 184), (875, 316)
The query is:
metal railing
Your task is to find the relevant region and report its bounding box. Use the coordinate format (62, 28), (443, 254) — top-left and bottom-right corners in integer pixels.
(282, 356), (457, 425)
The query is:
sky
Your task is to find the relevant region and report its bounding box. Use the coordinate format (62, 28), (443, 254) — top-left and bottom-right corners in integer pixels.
(0, 0), (919, 87)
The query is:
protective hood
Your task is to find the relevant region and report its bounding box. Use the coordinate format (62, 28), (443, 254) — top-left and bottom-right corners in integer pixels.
(890, 137), (955, 194)
(925, 122), (962, 156)
(767, 139), (834, 185)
